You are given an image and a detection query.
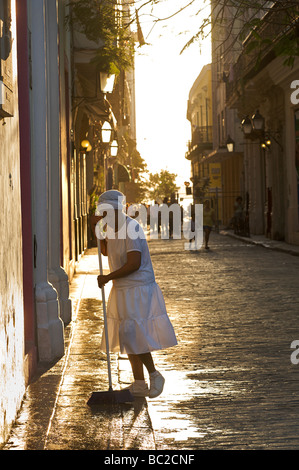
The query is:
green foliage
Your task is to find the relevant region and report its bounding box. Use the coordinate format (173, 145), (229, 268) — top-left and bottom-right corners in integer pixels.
(66, 0), (134, 73)
(240, 4), (299, 69)
(239, 2), (298, 66)
(126, 146), (149, 203)
(89, 190), (99, 215)
(147, 169), (179, 202)
(178, 0), (299, 67)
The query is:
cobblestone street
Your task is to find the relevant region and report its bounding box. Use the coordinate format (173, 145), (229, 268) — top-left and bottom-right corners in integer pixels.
(147, 233), (299, 449)
(4, 232), (299, 450)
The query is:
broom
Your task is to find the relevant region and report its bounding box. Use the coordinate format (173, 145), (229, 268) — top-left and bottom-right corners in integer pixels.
(87, 238), (134, 405)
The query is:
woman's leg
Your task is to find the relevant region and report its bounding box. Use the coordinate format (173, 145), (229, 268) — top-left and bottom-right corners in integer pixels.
(128, 354), (145, 380)
(128, 353), (164, 398)
(138, 352), (156, 374)
(128, 352), (156, 379)
(204, 227), (208, 247)
(205, 227), (212, 248)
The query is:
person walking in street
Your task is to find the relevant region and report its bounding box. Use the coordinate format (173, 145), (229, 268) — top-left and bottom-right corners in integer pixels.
(203, 199), (215, 249)
(94, 190), (177, 398)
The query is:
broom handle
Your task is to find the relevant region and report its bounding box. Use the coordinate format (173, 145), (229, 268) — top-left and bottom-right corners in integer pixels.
(97, 238), (113, 391)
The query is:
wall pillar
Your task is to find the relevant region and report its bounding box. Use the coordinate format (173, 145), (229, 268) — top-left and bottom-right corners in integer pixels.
(45, 0), (72, 325)
(31, 0), (64, 362)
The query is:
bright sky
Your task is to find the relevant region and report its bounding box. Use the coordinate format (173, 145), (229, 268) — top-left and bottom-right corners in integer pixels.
(134, 0), (211, 196)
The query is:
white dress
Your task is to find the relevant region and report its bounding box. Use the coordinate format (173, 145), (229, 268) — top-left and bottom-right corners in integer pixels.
(100, 215), (177, 355)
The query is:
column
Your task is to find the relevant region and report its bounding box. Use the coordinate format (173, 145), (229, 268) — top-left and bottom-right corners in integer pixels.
(45, 0), (72, 324)
(31, 0), (64, 362)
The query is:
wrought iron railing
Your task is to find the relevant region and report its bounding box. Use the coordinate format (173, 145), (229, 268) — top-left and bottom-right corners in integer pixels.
(226, 3), (298, 101)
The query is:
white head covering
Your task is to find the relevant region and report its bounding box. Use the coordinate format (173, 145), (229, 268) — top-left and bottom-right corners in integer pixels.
(96, 190), (125, 212)
(95, 190), (126, 239)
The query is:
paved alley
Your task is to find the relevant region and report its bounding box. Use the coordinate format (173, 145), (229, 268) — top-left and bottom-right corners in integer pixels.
(3, 232), (299, 450)
(147, 233), (299, 449)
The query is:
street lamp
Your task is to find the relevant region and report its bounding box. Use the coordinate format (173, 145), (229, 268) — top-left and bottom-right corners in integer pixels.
(241, 110), (265, 137)
(100, 121), (114, 190)
(241, 110), (283, 150)
(110, 139), (118, 157)
(101, 121), (112, 143)
(81, 139), (90, 148)
(81, 139), (92, 151)
(99, 72), (116, 94)
(241, 115), (252, 135)
(252, 109), (265, 131)
(226, 135), (235, 152)
(261, 135), (272, 150)
(184, 181), (192, 195)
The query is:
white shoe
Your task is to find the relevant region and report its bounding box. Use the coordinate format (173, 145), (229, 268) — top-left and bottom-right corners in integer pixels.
(124, 380), (149, 397)
(149, 371), (165, 398)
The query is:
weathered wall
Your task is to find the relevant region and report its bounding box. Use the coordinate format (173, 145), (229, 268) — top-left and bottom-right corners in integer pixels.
(0, 1), (25, 445)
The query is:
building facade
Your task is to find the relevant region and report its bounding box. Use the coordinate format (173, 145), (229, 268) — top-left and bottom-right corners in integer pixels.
(186, 3), (246, 227)
(185, 64), (214, 204)
(209, 1), (245, 227)
(186, 1), (299, 239)
(0, 0), (26, 446)
(0, 0), (137, 446)
(226, 4), (299, 244)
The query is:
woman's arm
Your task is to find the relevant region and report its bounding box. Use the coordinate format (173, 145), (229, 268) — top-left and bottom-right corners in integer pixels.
(100, 239), (107, 256)
(97, 251), (141, 288)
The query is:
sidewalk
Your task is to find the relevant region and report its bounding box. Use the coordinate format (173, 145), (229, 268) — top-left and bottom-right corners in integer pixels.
(220, 229), (299, 257)
(4, 231), (299, 450)
(4, 249), (156, 450)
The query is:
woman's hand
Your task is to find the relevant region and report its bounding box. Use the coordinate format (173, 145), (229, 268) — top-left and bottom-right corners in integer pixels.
(97, 274), (110, 288)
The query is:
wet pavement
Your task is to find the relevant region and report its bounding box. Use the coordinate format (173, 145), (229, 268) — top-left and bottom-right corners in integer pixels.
(3, 231), (299, 450)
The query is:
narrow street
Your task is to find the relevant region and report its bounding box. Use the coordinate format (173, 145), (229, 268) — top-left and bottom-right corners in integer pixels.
(147, 233), (299, 449)
(4, 232), (299, 450)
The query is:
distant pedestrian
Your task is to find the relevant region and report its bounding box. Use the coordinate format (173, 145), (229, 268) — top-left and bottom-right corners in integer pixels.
(189, 213), (195, 244)
(203, 199), (215, 249)
(95, 190), (177, 398)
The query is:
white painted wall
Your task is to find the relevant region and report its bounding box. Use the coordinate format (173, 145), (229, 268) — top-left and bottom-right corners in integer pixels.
(0, 1), (26, 445)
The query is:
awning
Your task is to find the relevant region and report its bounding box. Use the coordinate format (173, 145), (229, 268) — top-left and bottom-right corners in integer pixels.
(81, 98), (109, 122)
(206, 148), (243, 163)
(117, 163), (131, 183)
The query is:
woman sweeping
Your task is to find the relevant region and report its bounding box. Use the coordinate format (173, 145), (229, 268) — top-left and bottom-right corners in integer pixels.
(95, 190), (177, 398)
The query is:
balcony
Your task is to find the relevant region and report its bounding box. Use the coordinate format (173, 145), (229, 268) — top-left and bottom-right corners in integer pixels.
(185, 126), (213, 160)
(226, 3), (298, 105)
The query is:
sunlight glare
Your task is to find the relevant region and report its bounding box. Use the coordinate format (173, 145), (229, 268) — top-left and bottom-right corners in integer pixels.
(134, 0), (212, 192)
